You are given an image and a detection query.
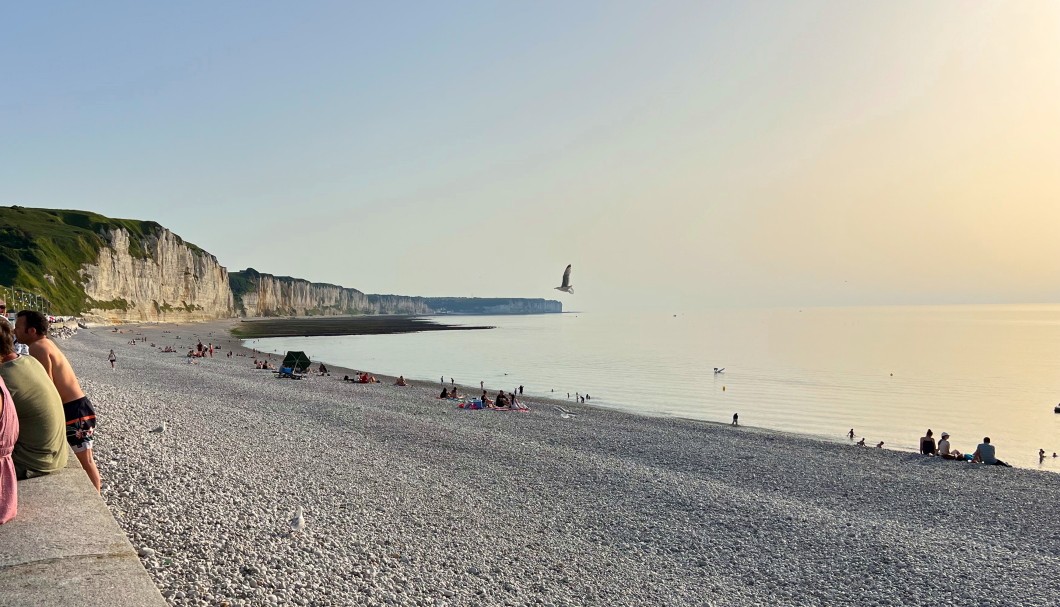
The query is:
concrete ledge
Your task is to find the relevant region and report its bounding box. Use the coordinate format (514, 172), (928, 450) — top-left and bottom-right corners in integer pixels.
(0, 455), (166, 607)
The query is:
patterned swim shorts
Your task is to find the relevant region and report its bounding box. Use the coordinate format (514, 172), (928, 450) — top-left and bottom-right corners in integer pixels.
(62, 395), (97, 453)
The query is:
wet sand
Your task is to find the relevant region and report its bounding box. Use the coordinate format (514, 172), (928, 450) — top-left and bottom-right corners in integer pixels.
(231, 316), (493, 339)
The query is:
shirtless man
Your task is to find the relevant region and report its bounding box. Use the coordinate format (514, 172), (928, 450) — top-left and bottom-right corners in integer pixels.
(15, 310), (101, 492)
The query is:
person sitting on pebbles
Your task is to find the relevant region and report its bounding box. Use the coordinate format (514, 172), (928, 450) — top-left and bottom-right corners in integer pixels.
(919, 429), (937, 455)
(937, 432), (962, 460)
(440, 387), (449, 398)
(971, 437), (1012, 467)
(494, 390), (511, 409)
(394, 376), (409, 387)
(480, 390), (494, 406)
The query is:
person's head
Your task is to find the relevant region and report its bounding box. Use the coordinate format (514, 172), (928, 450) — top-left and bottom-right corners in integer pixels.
(983, 437), (991, 444)
(0, 300), (6, 315)
(14, 310), (48, 344)
(0, 318), (14, 356)
(926, 429), (933, 437)
(941, 432), (949, 440)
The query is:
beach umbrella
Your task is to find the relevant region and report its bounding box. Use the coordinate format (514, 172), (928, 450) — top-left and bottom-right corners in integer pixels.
(282, 351), (312, 373)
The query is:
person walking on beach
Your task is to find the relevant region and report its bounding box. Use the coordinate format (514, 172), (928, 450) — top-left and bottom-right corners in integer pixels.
(519, 385), (523, 395)
(14, 311), (102, 492)
(107, 349), (116, 369)
(732, 413), (739, 426)
(848, 429), (855, 440)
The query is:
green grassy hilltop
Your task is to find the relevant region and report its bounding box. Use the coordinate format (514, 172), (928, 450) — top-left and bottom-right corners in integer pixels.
(0, 206), (195, 314)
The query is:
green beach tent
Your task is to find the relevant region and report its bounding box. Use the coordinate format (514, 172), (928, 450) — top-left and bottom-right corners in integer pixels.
(281, 350), (312, 373)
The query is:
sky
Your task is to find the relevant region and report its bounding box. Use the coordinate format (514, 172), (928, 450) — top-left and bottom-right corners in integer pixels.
(2, 1), (1059, 311)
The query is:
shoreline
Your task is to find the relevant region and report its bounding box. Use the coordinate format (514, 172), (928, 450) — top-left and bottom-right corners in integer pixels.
(133, 318), (1043, 470)
(54, 321), (1060, 605)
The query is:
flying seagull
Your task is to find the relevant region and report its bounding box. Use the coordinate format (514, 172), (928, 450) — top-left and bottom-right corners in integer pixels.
(149, 421), (167, 434)
(290, 505), (305, 535)
(713, 368), (725, 374)
(555, 264), (574, 294)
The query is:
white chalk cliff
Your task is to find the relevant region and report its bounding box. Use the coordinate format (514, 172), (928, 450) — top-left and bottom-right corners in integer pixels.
(81, 228), (234, 323)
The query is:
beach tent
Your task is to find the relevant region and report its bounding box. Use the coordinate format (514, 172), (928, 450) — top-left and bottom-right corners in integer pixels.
(281, 351), (312, 373)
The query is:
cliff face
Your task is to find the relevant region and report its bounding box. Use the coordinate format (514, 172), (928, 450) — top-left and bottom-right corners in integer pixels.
(232, 270), (430, 317)
(81, 228), (234, 323)
(1, 207), (562, 321)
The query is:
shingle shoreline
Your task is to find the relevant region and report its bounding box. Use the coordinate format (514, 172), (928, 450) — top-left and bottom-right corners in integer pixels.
(63, 321), (1060, 606)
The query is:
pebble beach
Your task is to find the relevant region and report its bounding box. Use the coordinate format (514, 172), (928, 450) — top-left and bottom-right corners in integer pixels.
(60, 322), (1060, 606)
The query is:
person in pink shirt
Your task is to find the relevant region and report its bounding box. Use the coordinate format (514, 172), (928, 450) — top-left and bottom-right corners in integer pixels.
(0, 375), (19, 524)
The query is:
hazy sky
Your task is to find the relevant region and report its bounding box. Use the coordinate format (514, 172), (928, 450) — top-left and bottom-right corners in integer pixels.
(3, 1), (1059, 311)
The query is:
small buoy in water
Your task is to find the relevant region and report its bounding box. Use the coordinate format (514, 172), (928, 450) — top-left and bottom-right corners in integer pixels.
(722, 386), (726, 391)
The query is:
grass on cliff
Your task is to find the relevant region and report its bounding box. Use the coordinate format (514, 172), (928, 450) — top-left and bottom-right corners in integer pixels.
(0, 206), (205, 314)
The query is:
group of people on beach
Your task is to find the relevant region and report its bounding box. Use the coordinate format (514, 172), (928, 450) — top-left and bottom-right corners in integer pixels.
(847, 426), (1015, 466)
(0, 305), (102, 525)
(918, 429), (1012, 466)
(343, 372), (378, 383)
(442, 386), (529, 411)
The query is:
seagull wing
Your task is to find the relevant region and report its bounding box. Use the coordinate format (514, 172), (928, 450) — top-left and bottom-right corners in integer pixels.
(560, 264), (572, 288)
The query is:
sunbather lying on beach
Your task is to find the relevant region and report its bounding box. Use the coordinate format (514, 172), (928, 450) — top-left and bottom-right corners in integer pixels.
(394, 376), (408, 386)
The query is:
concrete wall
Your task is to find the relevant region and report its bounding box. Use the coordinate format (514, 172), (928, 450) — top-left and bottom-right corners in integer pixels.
(0, 455), (166, 606)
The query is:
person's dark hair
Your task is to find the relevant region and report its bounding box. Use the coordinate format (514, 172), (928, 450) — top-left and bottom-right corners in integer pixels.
(926, 429), (933, 437)
(0, 319), (14, 356)
(984, 437), (991, 443)
(16, 310), (48, 336)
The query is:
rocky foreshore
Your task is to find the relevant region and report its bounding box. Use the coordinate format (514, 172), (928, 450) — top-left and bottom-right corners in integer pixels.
(59, 323), (1060, 606)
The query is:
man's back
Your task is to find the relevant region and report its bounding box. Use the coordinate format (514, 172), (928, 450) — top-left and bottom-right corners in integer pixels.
(977, 442), (997, 464)
(0, 355), (67, 475)
(28, 338), (84, 404)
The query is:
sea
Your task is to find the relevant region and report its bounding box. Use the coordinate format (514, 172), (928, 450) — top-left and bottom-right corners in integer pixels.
(244, 305), (1060, 470)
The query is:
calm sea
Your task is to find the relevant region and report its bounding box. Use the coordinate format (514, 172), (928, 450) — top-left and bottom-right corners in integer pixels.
(245, 305), (1060, 469)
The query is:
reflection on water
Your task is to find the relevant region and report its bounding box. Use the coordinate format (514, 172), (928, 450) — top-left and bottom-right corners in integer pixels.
(248, 305), (1060, 470)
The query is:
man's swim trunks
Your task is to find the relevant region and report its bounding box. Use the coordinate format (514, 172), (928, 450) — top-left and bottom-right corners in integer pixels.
(62, 396), (97, 453)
